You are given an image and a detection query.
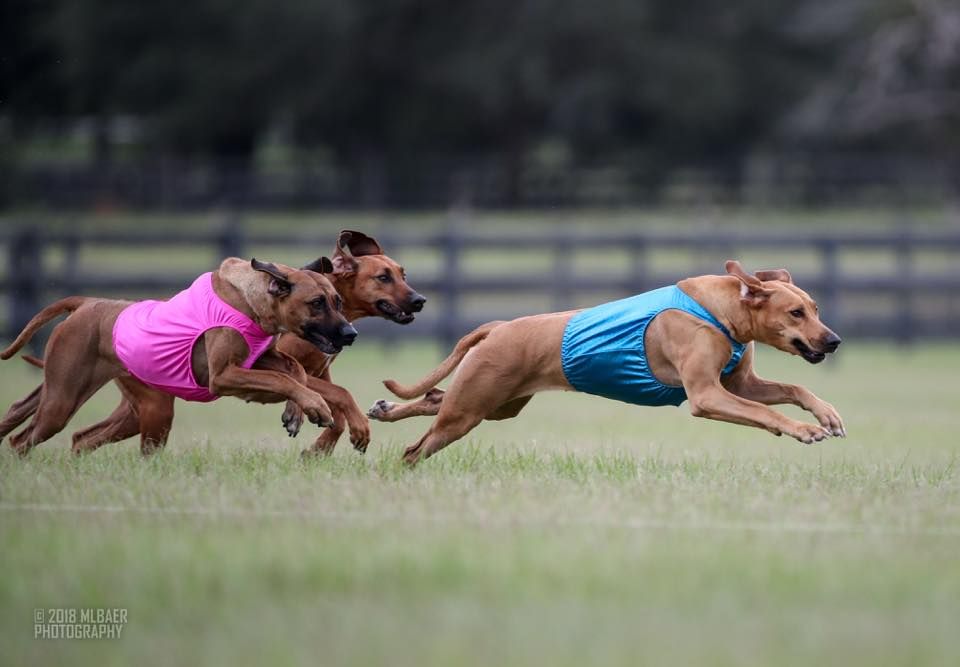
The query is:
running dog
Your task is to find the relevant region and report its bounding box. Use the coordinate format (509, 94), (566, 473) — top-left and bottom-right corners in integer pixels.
(276, 230), (426, 456)
(8, 230), (424, 457)
(368, 261), (845, 464)
(0, 258), (357, 455)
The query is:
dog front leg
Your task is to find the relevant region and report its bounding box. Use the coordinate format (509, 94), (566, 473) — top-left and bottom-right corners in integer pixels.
(726, 377), (845, 437)
(686, 383), (832, 444)
(302, 367), (349, 455)
(210, 366), (334, 428)
(303, 407), (345, 457)
(305, 376), (370, 452)
(250, 350), (309, 437)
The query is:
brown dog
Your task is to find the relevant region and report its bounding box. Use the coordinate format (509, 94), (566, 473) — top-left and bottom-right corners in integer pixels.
(4, 230), (425, 457)
(368, 261), (845, 464)
(0, 258), (356, 456)
(276, 230), (426, 455)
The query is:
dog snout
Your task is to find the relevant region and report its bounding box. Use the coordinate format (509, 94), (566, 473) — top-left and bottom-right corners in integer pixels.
(338, 323), (358, 346)
(407, 292), (426, 313)
(822, 331), (842, 353)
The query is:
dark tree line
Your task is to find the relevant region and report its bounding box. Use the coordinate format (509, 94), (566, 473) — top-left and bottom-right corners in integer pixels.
(3, 0), (958, 169)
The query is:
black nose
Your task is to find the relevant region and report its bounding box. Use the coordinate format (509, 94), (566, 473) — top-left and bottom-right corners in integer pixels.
(339, 323), (358, 346)
(408, 293), (426, 313)
(823, 332), (841, 353)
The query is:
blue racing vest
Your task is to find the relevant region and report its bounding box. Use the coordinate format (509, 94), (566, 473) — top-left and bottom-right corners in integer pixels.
(560, 285), (746, 407)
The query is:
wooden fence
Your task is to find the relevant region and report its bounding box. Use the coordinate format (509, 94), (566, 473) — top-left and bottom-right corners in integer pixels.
(3, 220), (960, 352)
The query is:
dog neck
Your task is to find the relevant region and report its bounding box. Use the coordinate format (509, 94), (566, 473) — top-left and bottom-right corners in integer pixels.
(676, 275), (756, 344)
(214, 260), (281, 334)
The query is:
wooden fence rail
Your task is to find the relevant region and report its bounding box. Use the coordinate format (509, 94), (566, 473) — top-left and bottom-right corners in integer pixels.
(3, 221), (960, 352)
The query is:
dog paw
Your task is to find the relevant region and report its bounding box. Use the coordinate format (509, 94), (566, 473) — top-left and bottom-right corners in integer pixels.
(367, 399), (393, 421)
(786, 421), (832, 445)
(402, 442), (424, 466)
(302, 400), (335, 429)
(811, 401), (846, 438)
(10, 440), (32, 458)
(349, 418), (371, 453)
(281, 402), (305, 438)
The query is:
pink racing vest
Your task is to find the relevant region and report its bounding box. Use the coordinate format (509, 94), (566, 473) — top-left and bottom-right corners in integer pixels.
(113, 272), (275, 402)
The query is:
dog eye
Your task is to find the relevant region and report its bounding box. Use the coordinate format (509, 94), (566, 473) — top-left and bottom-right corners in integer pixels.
(376, 273), (392, 283)
(790, 308), (805, 318)
(310, 298), (327, 311)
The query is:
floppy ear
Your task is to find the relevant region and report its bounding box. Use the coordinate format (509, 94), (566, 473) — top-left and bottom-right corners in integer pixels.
(251, 258), (292, 297)
(726, 260), (774, 306)
(301, 257), (335, 274)
(331, 233), (359, 275)
(754, 268), (793, 284)
(338, 229), (383, 257)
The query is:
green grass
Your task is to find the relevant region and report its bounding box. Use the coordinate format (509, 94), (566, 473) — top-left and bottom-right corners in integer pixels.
(1, 342), (959, 666)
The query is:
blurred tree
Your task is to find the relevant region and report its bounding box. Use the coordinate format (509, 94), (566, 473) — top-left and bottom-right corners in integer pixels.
(286, 0), (830, 195)
(788, 0), (960, 150)
(1, 0), (67, 123)
(41, 0), (355, 163)
(4, 0), (953, 176)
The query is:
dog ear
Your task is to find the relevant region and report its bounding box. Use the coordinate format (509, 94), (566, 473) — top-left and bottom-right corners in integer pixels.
(331, 233), (359, 276)
(301, 257), (335, 274)
(338, 229), (383, 257)
(754, 268), (793, 284)
(251, 258), (292, 297)
(726, 260), (774, 306)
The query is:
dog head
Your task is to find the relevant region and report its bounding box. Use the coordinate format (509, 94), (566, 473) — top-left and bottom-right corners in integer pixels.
(247, 258), (358, 354)
(726, 260), (841, 364)
(303, 230), (426, 324)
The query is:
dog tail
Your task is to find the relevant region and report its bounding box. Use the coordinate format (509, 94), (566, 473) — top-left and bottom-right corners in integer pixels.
(22, 355), (44, 369)
(383, 320), (505, 399)
(0, 296), (89, 360)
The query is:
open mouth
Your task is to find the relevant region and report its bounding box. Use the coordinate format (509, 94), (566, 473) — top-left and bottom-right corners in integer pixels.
(792, 338), (826, 364)
(376, 299), (415, 324)
(305, 331), (343, 355)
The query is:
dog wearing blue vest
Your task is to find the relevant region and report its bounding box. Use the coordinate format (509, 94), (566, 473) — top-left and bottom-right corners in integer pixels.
(369, 260), (845, 465)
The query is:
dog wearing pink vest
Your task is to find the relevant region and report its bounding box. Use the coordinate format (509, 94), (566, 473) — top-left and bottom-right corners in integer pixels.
(0, 258), (356, 456)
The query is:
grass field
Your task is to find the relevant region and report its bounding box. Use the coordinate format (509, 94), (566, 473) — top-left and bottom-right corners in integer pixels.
(1, 342), (959, 666)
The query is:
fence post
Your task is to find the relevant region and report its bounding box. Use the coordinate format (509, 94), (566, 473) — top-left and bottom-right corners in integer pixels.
(895, 226), (913, 345)
(819, 239), (839, 331)
(62, 229), (80, 285)
(440, 210), (465, 348)
(552, 236), (572, 311)
(629, 238), (647, 294)
(8, 226), (44, 353)
(218, 211), (245, 259)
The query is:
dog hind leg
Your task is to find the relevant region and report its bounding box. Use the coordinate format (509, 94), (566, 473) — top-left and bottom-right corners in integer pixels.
(402, 379), (520, 464)
(138, 394), (175, 456)
(0, 383), (42, 443)
(485, 395), (532, 421)
(402, 409), (485, 465)
(70, 399), (141, 454)
(8, 322), (121, 455)
(10, 376), (112, 456)
(368, 388), (445, 422)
